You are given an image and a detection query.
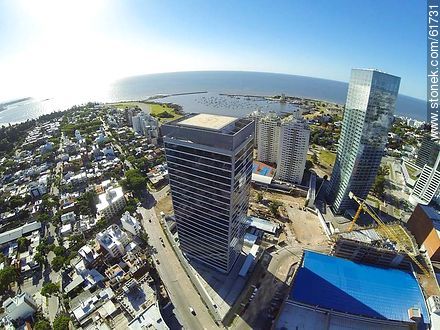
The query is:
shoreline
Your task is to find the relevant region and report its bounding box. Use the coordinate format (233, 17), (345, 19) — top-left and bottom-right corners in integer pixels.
(0, 91), (426, 127)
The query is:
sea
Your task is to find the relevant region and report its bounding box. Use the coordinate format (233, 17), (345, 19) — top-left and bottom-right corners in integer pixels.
(0, 71), (427, 125)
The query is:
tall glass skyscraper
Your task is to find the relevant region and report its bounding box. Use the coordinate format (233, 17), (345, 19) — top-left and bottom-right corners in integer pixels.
(162, 113), (254, 273)
(327, 69), (400, 214)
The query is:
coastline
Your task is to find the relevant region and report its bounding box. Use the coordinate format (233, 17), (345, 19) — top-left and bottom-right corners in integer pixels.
(0, 91), (426, 127)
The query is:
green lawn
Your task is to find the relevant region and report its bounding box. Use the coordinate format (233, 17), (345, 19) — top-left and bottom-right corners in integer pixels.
(148, 103), (182, 122)
(111, 101), (182, 123)
(404, 163), (419, 180)
(319, 150), (336, 166)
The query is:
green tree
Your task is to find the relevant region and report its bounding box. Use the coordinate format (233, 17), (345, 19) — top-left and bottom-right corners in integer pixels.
(311, 153), (319, 164)
(34, 252), (46, 266)
(123, 169), (147, 193)
(34, 319), (51, 330)
(9, 195), (25, 208)
(17, 237), (30, 253)
(0, 266), (17, 292)
(37, 213), (51, 224)
(41, 282), (59, 297)
(53, 315), (71, 330)
(53, 246), (66, 257)
(269, 201), (283, 217)
(372, 175), (385, 197)
(256, 192), (263, 203)
(51, 256), (66, 272)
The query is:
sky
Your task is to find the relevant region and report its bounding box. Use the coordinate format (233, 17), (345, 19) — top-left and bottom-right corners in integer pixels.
(0, 0), (426, 101)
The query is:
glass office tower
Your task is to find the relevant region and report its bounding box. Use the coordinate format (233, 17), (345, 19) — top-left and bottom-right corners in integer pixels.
(327, 69), (400, 214)
(162, 113), (254, 273)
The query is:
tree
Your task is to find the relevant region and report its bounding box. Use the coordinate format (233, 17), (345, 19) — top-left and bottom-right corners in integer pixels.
(34, 320), (51, 330)
(53, 246), (66, 257)
(41, 282), (59, 297)
(256, 192), (263, 203)
(9, 195), (25, 208)
(37, 213), (51, 224)
(311, 153), (319, 164)
(123, 169), (147, 193)
(76, 191), (97, 216)
(269, 201), (283, 217)
(17, 237), (30, 253)
(53, 314), (71, 330)
(372, 175), (385, 198)
(0, 266), (17, 292)
(51, 256), (66, 272)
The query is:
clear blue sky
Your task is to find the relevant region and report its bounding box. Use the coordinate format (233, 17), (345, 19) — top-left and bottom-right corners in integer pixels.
(0, 0), (426, 100)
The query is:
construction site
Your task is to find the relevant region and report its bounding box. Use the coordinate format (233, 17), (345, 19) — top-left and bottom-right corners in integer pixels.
(154, 178), (440, 329)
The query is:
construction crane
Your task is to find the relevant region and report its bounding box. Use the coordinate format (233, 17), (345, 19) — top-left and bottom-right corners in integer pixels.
(347, 191), (430, 276)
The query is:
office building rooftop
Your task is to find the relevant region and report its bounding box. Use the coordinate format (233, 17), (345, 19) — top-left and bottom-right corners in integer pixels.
(178, 113), (237, 131)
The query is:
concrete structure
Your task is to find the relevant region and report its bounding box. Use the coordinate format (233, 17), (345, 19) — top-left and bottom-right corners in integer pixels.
(96, 224), (130, 258)
(275, 251), (428, 330)
(407, 204), (440, 261)
(61, 211), (76, 224)
(163, 113), (254, 273)
(276, 116), (310, 183)
(120, 211), (141, 236)
(410, 152), (440, 206)
(2, 293), (37, 322)
(332, 236), (412, 270)
(327, 69), (400, 214)
(78, 244), (101, 268)
(96, 185), (126, 220)
(251, 161), (275, 185)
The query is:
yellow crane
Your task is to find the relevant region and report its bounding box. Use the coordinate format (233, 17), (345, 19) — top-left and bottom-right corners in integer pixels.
(347, 192), (430, 276)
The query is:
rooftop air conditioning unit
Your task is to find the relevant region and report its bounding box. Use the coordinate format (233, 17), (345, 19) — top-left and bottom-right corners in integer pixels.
(408, 307), (422, 321)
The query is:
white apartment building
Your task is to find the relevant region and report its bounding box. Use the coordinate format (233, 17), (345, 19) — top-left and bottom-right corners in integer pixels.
(257, 113), (310, 184)
(96, 224), (130, 258)
(257, 112), (281, 164)
(132, 112), (159, 140)
(3, 293), (37, 322)
(120, 211), (141, 236)
(410, 153), (440, 205)
(96, 185), (126, 220)
(276, 116), (310, 184)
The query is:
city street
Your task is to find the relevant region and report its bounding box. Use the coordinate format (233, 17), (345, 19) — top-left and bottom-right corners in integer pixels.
(137, 204), (220, 330)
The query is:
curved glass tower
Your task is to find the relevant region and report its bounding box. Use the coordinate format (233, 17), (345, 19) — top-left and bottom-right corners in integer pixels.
(327, 69), (400, 214)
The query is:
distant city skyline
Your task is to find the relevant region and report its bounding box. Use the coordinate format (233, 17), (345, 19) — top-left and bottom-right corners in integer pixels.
(0, 0), (425, 101)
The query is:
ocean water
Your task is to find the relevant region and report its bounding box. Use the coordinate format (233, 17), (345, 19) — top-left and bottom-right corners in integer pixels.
(0, 71), (427, 125)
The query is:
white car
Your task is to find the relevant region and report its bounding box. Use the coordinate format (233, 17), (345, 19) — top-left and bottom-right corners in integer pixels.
(189, 307), (196, 315)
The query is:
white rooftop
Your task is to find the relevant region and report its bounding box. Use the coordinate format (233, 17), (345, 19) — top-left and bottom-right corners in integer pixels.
(128, 303), (169, 330)
(179, 113), (237, 131)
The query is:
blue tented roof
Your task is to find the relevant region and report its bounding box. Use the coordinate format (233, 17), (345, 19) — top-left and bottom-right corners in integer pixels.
(290, 251), (429, 324)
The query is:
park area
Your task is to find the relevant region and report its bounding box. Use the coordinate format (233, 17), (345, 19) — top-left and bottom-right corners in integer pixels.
(113, 101), (182, 123)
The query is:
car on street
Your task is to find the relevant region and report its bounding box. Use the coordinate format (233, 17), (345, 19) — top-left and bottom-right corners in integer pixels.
(189, 307), (196, 316)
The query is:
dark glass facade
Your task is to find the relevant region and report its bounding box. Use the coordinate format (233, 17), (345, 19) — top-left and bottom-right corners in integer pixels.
(162, 115), (254, 273)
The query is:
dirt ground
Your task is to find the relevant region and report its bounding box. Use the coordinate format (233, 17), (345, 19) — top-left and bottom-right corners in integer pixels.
(154, 194), (174, 217)
(286, 207), (328, 246)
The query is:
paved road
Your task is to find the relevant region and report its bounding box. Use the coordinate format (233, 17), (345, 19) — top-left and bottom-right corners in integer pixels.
(138, 205), (219, 330)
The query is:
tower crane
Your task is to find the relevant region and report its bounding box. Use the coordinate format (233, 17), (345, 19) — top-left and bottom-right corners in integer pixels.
(347, 192), (430, 276)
